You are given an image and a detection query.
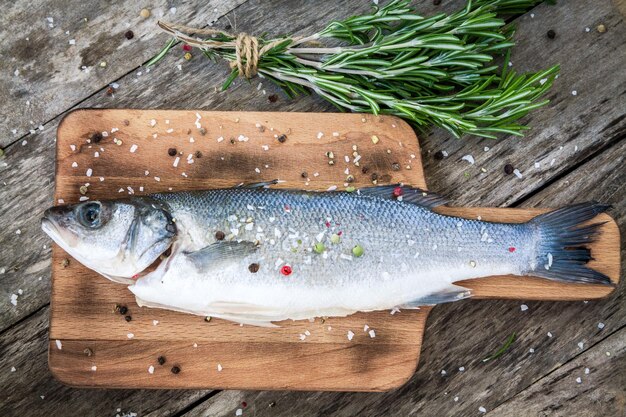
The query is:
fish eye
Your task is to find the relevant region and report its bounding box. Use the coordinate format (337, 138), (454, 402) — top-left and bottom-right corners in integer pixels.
(77, 202), (102, 228)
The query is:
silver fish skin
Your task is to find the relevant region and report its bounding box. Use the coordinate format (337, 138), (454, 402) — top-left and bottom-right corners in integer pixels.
(120, 186), (611, 326)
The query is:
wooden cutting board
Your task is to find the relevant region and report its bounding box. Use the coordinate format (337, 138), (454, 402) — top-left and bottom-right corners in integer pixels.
(48, 109), (620, 391)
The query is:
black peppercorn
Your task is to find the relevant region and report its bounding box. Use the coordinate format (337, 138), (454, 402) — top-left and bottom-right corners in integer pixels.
(124, 315), (132, 322)
(504, 164), (514, 175)
(277, 134), (287, 143)
(301, 171), (308, 178)
(157, 356), (166, 365)
(91, 132), (103, 143)
(268, 94), (278, 103)
(195, 151), (202, 158)
(434, 150), (445, 160)
(547, 29), (556, 39)
(248, 263), (260, 273)
(371, 173), (379, 182)
(168, 148), (177, 156)
(391, 162), (401, 171)
(433, 0), (442, 5)
(118, 306), (128, 315)
(124, 30), (134, 40)
(361, 166), (369, 174)
(215, 230), (225, 241)
(171, 365), (180, 374)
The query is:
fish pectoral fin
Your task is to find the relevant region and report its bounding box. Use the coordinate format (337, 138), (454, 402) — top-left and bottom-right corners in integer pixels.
(400, 285), (472, 308)
(184, 241), (258, 270)
(358, 185), (448, 209)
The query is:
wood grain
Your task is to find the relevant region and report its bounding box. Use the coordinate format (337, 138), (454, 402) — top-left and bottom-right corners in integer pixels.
(48, 109), (619, 391)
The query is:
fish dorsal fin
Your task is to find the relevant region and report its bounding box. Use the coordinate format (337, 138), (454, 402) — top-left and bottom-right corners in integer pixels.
(358, 185), (447, 209)
(400, 284), (472, 308)
(237, 179), (279, 189)
(184, 241), (258, 270)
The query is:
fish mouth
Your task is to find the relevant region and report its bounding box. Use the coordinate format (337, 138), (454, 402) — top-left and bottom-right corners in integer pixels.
(41, 215), (78, 248)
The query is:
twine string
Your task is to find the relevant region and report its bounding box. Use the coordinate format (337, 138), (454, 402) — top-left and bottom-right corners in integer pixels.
(158, 21), (291, 78)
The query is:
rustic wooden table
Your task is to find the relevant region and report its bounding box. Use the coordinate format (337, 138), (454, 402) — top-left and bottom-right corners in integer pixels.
(0, 1), (624, 416)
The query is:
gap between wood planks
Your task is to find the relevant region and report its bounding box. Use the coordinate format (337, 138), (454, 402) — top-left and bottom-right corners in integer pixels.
(485, 322), (626, 415)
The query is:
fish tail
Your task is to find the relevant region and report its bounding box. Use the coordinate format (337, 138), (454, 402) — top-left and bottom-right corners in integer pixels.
(529, 202), (613, 285)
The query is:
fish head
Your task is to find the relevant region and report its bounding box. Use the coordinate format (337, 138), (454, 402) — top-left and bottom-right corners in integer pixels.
(41, 198), (176, 283)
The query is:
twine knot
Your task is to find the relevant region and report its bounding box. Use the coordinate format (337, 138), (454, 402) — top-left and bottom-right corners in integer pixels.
(157, 21), (290, 79)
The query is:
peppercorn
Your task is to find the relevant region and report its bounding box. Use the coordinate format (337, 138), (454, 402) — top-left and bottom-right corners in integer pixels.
(198, 127), (207, 135)
(346, 175), (355, 183)
(105, 87), (114, 96)
(168, 148), (177, 156)
(124, 30), (134, 40)
(61, 258), (70, 268)
(433, 0), (442, 5)
(301, 171), (308, 178)
(91, 132), (103, 143)
(361, 166), (369, 174)
(277, 134), (287, 143)
(504, 164), (514, 175)
(184, 52), (192, 61)
(157, 356), (166, 365)
(547, 29), (556, 39)
(195, 151), (202, 158)
(124, 315), (132, 322)
(118, 306), (128, 315)
(268, 94), (278, 103)
(371, 173), (379, 182)
(123, 119), (130, 126)
(391, 162), (401, 171)
(171, 365), (180, 374)
(434, 150), (444, 160)
(204, 316), (212, 322)
(140, 8), (150, 18)
(248, 263), (260, 273)
(215, 230), (225, 241)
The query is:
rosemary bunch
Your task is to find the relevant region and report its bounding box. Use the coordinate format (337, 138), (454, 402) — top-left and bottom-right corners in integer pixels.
(148, 0), (559, 139)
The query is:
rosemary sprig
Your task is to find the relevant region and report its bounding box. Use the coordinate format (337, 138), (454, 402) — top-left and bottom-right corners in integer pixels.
(482, 332), (516, 362)
(149, 0), (558, 139)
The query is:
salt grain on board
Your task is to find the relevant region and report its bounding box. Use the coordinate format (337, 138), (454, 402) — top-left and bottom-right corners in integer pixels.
(127, 333), (134, 339)
(235, 409), (243, 416)
(368, 329), (376, 338)
(86, 168), (93, 177)
(576, 377), (582, 384)
(513, 169), (523, 179)
(55, 340), (62, 350)
(130, 144), (138, 153)
(347, 330), (355, 341)
(461, 155), (475, 164)
(217, 364), (223, 372)
(148, 365), (155, 374)
(520, 304), (529, 312)
(598, 322), (605, 329)
(91, 366), (97, 371)
(479, 406), (487, 413)
(11, 367), (16, 372)
(578, 342), (584, 349)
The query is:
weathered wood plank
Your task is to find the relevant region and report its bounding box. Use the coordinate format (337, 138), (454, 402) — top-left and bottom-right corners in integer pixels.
(0, 305), (212, 417)
(0, 0), (246, 148)
(179, 133), (626, 417)
(488, 327), (625, 417)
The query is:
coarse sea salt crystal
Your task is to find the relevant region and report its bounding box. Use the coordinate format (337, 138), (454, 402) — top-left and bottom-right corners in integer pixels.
(173, 157), (180, 167)
(150, 119), (157, 127)
(347, 330), (355, 341)
(441, 370), (447, 376)
(10, 294), (18, 306)
(217, 364), (223, 372)
(152, 320), (159, 326)
(317, 132), (324, 139)
(368, 329), (376, 338)
(130, 144), (138, 153)
(235, 408), (243, 416)
(576, 377), (582, 384)
(585, 368), (590, 374)
(459, 366), (465, 372)
(71, 162), (78, 168)
(79, 196), (89, 202)
(10, 366), (16, 372)
(578, 341), (584, 349)
(598, 322), (605, 329)
(461, 154), (474, 164)
(91, 365), (97, 371)
(547, 332), (553, 338)
(148, 365), (155, 374)
(521, 304), (529, 311)
(127, 333), (134, 339)
(572, 90), (578, 96)
(55, 340), (62, 350)
(217, 136), (224, 142)
(479, 406), (487, 413)
(154, 177), (160, 182)
(513, 169), (523, 179)
(529, 348), (535, 353)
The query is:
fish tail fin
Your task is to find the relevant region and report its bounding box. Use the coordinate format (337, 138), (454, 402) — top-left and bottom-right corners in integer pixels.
(529, 202), (613, 285)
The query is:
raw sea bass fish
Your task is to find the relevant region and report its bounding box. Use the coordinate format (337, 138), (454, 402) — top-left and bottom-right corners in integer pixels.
(41, 184), (612, 326)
